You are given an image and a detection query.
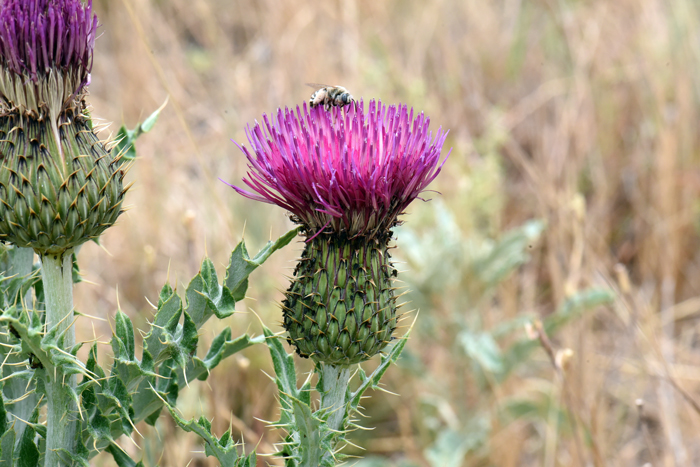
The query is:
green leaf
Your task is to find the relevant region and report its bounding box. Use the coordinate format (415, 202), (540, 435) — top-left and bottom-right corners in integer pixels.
(113, 311), (136, 362)
(187, 330), (264, 381)
(71, 253), (82, 284)
(105, 443), (144, 467)
(161, 403), (249, 467)
(168, 311), (198, 369)
(101, 374), (135, 437)
(263, 327), (301, 401)
(185, 259), (237, 328)
(114, 99), (167, 164)
(0, 394), (6, 438)
(348, 327), (410, 413)
(80, 384), (113, 444)
(16, 404), (39, 467)
(425, 428), (483, 467)
(290, 398), (330, 466)
(458, 330), (503, 374)
(132, 360), (177, 425)
(0, 264), (39, 309)
(0, 307), (91, 380)
(0, 427), (15, 466)
(225, 228), (299, 301)
(142, 285), (183, 365)
(263, 328), (339, 466)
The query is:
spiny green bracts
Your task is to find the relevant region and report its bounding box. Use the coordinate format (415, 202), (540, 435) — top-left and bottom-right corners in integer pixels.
(0, 111), (126, 254)
(282, 232), (398, 365)
(229, 101), (449, 365)
(0, 0), (127, 255)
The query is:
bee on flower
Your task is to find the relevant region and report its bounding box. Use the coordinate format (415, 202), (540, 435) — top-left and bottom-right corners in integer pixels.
(308, 84), (355, 110)
(227, 100), (450, 365)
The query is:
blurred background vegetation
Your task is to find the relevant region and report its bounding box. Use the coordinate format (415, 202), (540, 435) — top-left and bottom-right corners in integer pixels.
(80, 0), (700, 465)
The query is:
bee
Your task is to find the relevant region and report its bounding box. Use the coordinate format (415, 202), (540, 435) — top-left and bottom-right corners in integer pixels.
(308, 84), (355, 110)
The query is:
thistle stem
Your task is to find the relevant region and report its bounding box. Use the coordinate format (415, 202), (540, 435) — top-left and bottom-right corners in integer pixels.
(319, 363), (351, 433)
(0, 247), (36, 442)
(41, 250), (77, 467)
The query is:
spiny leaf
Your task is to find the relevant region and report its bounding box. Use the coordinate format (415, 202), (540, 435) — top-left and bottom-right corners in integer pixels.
(142, 286), (182, 366)
(0, 425), (15, 466)
(0, 307), (92, 381)
(187, 330), (264, 381)
(113, 311), (136, 362)
(225, 228), (299, 301)
(80, 384), (113, 445)
(16, 404), (40, 467)
(263, 328), (338, 466)
(160, 401), (252, 467)
(0, 392), (7, 437)
(349, 327), (410, 412)
(291, 397), (331, 466)
(71, 253), (82, 284)
(101, 375), (134, 437)
(185, 258), (236, 328)
(114, 99), (167, 164)
(0, 266), (39, 309)
(263, 327), (301, 402)
(105, 443), (144, 467)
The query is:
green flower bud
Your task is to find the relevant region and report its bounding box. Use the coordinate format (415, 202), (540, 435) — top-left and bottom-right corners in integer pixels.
(0, 0), (127, 255)
(282, 233), (398, 365)
(0, 113), (126, 254)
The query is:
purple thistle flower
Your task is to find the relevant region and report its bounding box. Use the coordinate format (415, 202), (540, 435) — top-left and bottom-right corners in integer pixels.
(0, 0), (97, 84)
(228, 100), (450, 238)
(0, 0), (127, 256)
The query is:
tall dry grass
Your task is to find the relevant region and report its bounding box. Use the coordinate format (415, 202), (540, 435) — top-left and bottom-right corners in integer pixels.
(79, 0), (700, 465)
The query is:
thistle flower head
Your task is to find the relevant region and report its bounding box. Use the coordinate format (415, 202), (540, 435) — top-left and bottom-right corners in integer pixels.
(229, 100), (449, 365)
(229, 100), (450, 239)
(0, 0), (125, 255)
(0, 0), (98, 118)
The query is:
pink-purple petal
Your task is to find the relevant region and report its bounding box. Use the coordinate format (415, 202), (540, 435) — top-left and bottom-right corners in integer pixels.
(229, 99), (449, 237)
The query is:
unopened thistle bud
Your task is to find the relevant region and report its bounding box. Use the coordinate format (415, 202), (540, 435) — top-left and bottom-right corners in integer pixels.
(229, 100), (449, 365)
(0, 0), (126, 255)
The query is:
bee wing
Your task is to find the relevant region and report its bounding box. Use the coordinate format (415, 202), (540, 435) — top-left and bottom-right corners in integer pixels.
(306, 83), (333, 89)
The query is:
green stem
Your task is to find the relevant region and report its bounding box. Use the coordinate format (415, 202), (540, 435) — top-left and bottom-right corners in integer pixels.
(41, 250), (77, 467)
(313, 364), (351, 467)
(320, 364), (351, 432)
(0, 247), (36, 442)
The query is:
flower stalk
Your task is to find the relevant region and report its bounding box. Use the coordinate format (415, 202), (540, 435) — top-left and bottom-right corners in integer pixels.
(41, 250), (77, 467)
(319, 363), (351, 433)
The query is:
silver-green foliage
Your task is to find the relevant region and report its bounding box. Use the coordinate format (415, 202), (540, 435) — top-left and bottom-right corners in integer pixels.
(265, 324), (409, 467)
(394, 205), (615, 467)
(0, 228), (297, 466)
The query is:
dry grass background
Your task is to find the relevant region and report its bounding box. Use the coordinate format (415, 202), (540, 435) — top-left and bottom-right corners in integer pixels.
(74, 0), (700, 465)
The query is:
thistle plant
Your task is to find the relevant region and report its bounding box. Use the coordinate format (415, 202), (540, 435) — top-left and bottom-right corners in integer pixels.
(0, 2), (450, 466)
(229, 101), (449, 465)
(0, 1), (124, 465)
